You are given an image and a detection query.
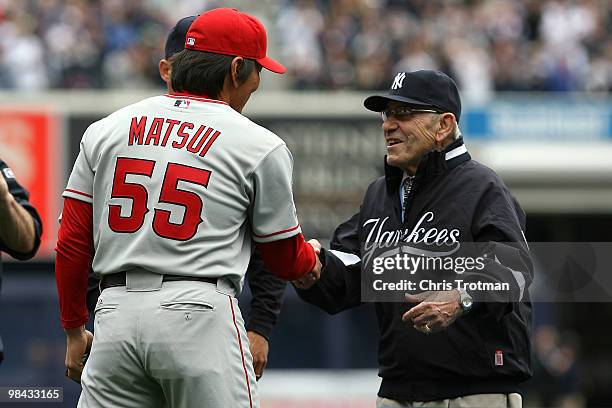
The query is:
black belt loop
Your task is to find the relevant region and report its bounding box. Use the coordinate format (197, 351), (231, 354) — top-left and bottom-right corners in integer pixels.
(100, 272), (217, 291)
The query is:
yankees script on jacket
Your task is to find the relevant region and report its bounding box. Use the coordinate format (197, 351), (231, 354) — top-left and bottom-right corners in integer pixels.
(297, 138), (533, 401)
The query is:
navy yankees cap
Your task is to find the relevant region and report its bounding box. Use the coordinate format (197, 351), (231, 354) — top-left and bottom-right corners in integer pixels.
(164, 15), (197, 59)
(364, 70), (462, 122)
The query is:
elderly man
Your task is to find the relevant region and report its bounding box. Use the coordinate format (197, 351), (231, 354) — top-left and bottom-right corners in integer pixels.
(296, 70), (533, 408)
(0, 159), (43, 363)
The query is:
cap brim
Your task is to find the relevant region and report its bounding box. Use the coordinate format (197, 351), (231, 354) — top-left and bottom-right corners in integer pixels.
(363, 95), (433, 112)
(257, 56), (286, 74)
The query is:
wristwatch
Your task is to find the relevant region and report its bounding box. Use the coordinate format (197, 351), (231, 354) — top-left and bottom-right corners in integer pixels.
(458, 289), (473, 314)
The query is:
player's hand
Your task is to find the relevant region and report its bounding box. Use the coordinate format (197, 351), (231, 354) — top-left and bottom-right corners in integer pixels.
(292, 240), (322, 289)
(308, 239), (321, 254)
(64, 326), (93, 383)
(247, 331), (269, 381)
(292, 257), (321, 289)
(402, 290), (462, 334)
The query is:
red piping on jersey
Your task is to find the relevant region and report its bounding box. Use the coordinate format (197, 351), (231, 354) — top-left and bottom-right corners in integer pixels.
(227, 295), (254, 408)
(253, 224), (300, 239)
(64, 189), (93, 199)
(164, 93), (229, 105)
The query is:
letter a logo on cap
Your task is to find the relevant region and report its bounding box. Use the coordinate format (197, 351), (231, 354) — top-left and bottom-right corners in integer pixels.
(187, 37), (195, 46)
(391, 72), (406, 90)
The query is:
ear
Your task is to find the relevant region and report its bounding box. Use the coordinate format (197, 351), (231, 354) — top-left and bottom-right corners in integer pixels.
(159, 59), (172, 91)
(230, 57), (244, 88)
(434, 113), (456, 145)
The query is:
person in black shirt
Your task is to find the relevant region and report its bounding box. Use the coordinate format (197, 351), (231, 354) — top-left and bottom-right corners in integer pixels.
(0, 159), (43, 363)
(295, 70), (532, 408)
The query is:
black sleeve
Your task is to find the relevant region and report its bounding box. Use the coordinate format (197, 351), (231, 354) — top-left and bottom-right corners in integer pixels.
(87, 269), (101, 314)
(0, 160), (42, 260)
(295, 212), (364, 314)
(463, 182), (534, 321)
(245, 248), (286, 341)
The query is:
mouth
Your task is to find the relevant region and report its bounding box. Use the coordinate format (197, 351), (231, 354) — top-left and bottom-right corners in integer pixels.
(386, 138), (404, 147)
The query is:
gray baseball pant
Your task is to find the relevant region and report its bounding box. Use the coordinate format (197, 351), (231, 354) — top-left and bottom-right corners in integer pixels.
(377, 393), (522, 408)
(78, 270), (258, 408)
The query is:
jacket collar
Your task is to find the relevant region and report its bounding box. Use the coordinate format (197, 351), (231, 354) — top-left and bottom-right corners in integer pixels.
(384, 137), (471, 191)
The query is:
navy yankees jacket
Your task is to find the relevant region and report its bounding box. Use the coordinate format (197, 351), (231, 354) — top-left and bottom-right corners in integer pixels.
(296, 138), (533, 401)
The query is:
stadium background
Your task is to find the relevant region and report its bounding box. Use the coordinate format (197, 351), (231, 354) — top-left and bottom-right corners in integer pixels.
(0, 0), (611, 406)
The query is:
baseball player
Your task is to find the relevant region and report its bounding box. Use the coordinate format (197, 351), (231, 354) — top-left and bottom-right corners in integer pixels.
(84, 15), (288, 381)
(0, 158), (42, 364)
(56, 8), (320, 408)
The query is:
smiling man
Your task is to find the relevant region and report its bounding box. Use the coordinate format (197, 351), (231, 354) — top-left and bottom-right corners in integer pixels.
(295, 70), (534, 408)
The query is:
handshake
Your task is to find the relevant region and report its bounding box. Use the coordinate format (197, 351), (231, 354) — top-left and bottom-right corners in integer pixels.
(292, 239), (322, 290)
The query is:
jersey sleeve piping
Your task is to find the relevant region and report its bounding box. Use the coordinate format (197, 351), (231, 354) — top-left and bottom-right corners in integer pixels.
(63, 189), (94, 203)
(253, 224), (301, 239)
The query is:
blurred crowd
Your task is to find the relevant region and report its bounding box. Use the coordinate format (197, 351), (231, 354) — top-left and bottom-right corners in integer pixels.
(0, 0), (208, 90)
(278, 0), (611, 97)
(0, 0), (610, 96)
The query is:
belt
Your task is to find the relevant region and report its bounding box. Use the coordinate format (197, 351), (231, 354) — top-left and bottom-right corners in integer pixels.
(100, 272), (217, 291)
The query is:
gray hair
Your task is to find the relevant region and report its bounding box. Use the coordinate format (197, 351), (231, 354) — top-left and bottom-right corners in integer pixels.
(452, 123), (462, 140)
(429, 113), (462, 140)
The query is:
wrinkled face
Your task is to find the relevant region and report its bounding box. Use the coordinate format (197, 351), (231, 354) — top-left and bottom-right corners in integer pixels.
(229, 64), (261, 113)
(382, 101), (439, 174)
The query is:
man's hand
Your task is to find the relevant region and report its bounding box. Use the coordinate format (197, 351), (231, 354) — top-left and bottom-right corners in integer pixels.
(0, 173), (9, 203)
(0, 173), (13, 212)
(0, 169), (37, 254)
(247, 331), (269, 380)
(402, 290), (462, 334)
(65, 326), (93, 383)
(308, 239), (321, 253)
(292, 239), (322, 289)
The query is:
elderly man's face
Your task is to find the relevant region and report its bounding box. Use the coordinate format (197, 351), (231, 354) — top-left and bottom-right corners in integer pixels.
(382, 101), (439, 174)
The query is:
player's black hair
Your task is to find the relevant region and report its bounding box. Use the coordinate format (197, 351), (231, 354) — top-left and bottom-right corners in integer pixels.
(170, 49), (259, 98)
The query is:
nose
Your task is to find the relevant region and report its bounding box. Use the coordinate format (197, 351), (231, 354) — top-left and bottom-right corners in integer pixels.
(382, 117), (398, 133)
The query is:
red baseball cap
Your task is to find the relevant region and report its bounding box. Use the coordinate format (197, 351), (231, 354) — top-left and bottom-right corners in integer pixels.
(184, 8), (286, 74)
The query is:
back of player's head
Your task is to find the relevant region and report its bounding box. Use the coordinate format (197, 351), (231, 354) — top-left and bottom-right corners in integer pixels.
(170, 51), (257, 98)
(184, 8), (285, 74)
(170, 8), (283, 98)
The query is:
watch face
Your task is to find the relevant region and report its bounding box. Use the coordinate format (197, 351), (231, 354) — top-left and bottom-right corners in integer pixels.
(462, 297), (473, 309)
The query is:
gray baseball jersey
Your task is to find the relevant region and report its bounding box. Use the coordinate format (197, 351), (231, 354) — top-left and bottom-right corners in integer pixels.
(63, 94), (301, 291)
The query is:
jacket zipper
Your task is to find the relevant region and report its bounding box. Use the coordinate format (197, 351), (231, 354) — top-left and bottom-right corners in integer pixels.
(402, 175), (416, 223)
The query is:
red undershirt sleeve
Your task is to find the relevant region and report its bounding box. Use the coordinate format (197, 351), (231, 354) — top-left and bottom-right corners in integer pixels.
(55, 197), (94, 329)
(255, 233), (317, 281)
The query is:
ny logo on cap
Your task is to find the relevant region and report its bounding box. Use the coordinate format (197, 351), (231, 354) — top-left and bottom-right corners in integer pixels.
(187, 37), (195, 46)
(391, 72), (406, 90)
